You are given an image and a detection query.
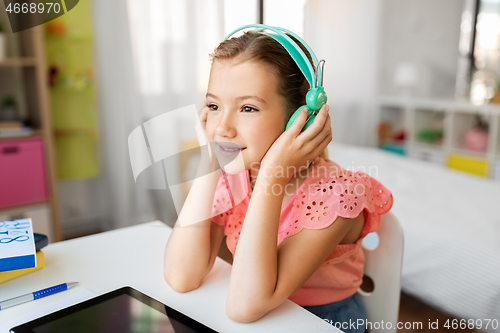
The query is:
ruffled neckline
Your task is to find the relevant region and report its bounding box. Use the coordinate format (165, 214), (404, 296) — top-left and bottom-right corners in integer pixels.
(244, 160), (319, 212)
(240, 157), (370, 235)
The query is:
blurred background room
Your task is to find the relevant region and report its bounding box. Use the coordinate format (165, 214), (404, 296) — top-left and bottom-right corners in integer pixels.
(1, 0), (499, 330)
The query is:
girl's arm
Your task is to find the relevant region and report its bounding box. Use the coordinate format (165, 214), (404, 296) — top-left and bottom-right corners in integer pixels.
(163, 152), (224, 292)
(226, 104), (358, 322)
(226, 173), (361, 322)
(164, 107), (225, 292)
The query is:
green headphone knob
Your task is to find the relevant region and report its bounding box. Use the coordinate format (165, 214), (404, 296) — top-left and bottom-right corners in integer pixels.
(306, 87), (327, 111)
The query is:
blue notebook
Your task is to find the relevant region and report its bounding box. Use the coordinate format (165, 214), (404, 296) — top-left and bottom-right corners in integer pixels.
(0, 218), (36, 272)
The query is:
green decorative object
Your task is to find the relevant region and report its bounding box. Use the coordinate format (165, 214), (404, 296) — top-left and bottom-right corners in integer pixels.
(2, 95), (16, 107)
(417, 129), (444, 145)
(0, 95), (19, 121)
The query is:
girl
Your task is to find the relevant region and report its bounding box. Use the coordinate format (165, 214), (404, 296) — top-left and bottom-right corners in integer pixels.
(164, 29), (393, 333)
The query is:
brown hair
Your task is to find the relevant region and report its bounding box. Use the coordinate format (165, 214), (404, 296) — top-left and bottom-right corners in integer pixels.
(208, 30), (329, 161)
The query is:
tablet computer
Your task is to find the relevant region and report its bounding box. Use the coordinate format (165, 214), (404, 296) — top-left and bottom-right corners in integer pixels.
(10, 286), (217, 333)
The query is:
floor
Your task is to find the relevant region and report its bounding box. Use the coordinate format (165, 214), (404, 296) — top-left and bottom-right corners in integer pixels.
(398, 292), (482, 333)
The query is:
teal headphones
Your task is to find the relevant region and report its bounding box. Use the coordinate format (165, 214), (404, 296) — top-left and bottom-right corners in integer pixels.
(223, 24), (327, 132)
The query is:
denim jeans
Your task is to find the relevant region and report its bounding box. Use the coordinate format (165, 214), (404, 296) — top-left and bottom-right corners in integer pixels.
(300, 292), (369, 333)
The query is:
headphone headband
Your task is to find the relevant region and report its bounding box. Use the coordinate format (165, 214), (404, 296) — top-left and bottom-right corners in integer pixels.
(222, 24), (327, 132)
(223, 24), (322, 90)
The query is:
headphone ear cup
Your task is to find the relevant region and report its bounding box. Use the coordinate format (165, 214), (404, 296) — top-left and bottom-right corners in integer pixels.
(285, 106), (316, 132)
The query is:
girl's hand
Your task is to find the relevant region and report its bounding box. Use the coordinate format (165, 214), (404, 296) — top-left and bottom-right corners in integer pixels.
(195, 104), (210, 144)
(260, 104), (332, 183)
(199, 104), (209, 131)
(195, 104), (219, 172)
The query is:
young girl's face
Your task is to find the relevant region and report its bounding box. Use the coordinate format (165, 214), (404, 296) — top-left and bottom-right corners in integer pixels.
(205, 58), (287, 174)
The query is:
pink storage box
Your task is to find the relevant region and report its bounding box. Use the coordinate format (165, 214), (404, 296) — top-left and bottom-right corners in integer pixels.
(463, 128), (488, 152)
(0, 138), (48, 209)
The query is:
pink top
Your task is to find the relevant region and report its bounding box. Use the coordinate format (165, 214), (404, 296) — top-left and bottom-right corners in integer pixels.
(211, 156), (394, 306)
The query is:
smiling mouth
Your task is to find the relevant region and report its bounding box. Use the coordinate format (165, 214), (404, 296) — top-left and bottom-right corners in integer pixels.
(217, 144), (246, 156)
(220, 146), (246, 152)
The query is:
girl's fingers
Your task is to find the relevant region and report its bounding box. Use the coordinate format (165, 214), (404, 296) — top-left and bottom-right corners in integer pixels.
(307, 114), (331, 150)
(289, 106), (310, 137)
(207, 142), (221, 172)
(297, 104), (329, 142)
(305, 108), (331, 145)
(198, 104), (207, 117)
(312, 126), (333, 158)
(195, 108), (208, 146)
(200, 107), (209, 129)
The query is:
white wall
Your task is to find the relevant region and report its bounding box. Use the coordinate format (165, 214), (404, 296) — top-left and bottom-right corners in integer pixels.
(304, 0), (383, 146)
(378, 0), (464, 98)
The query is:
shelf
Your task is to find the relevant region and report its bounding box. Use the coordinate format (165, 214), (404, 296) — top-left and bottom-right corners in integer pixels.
(453, 105), (491, 116)
(411, 142), (444, 152)
(0, 58), (37, 67)
(0, 199), (50, 213)
(54, 128), (96, 137)
(377, 95), (500, 180)
(51, 85), (94, 93)
(0, 130), (43, 142)
(448, 147), (490, 159)
(408, 146), (446, 165)
(46, 34), (93, 42)
(0, 14), (62, 240)
(0, 202), (49, 215)
(379, 95), (500, 115)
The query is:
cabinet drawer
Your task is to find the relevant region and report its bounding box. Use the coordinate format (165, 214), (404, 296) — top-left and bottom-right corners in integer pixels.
(446, 153), (489, 178)
(0, 138), (48, 209)
(409, 149), (445, 165)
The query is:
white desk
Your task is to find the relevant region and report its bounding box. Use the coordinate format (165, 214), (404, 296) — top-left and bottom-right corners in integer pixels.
(0, 221), (340, 332)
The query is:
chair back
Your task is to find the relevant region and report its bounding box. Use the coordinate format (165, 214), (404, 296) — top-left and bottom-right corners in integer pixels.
(357, 211), (404, 333)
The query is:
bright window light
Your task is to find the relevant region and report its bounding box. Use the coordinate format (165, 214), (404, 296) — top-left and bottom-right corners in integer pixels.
(223, 0), (258, 37)
(264, 0), (306, 38)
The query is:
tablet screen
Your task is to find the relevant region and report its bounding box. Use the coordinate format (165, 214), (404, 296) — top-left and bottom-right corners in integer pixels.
(30, 294), (198, 333)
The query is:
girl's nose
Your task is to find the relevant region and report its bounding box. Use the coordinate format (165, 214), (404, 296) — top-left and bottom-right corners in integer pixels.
(215, 112), (237, 139)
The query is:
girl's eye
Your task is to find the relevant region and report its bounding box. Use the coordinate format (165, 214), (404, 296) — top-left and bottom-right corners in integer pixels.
(207, 104), (258, 113)
(207, 104), (220, 112)
(242, 106), (258, 113)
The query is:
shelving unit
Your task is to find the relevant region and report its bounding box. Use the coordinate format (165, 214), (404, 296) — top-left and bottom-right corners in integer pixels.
(0, 14), (61, 242)
(0, 57), (37, 66)
(376, 96), (500, 181)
